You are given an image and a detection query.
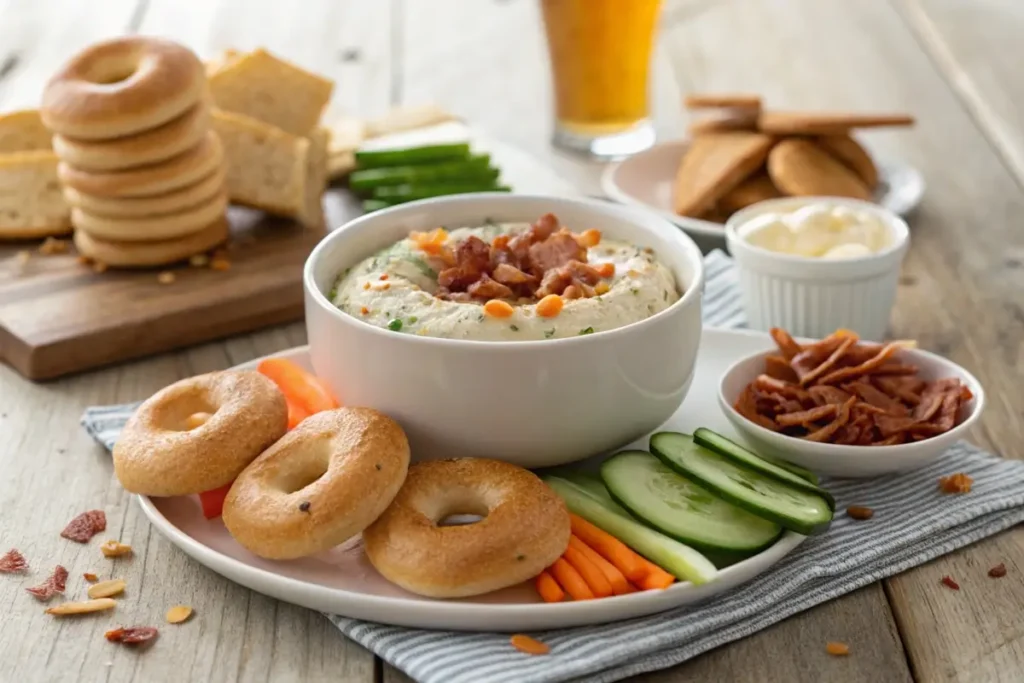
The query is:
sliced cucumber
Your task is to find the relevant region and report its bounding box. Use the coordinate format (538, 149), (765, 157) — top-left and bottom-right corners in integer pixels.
(544, 476), (718, 585)
(650, 433), (833, 535)
(355, 143), (471, 168)
(692, 428), (833, 507)
(601, 451), (782, 557)
(754, 451), (820, 485)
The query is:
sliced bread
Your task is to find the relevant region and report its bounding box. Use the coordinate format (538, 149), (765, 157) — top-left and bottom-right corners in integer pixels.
(0, 150), (71, 239)
(209, 48), (334, 136)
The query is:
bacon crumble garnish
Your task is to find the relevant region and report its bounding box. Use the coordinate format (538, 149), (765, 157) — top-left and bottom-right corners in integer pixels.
(734, 328), (972, 446)
(0, 549), (28, 573)
(106, 626), (159, 645)
(938, 473), (973, 494)
(61, 510), (107, 543)
(26, 565), (69, 601)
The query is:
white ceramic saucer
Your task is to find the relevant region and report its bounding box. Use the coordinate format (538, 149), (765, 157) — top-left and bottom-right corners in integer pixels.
(600, 138), (925, 240)
(137, 327), (807, 632)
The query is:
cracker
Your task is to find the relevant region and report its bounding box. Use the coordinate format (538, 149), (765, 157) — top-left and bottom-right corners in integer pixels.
(326, 116), (366, 181)
(209, 48), (334, 136)
(365, 104), (457, 138)
(684, 93), (762, 111)
(672, 132), (775, 217)
(718, 171), (782, 215)
(688, 109), (759, 136)
(759, 111), (915, 135)
(0, 109), (52, 153)
(816, 134), (878, 190)
(74, 217), (229, 268)
(767, 138), (871, 200)
(0, 150), (71, 240)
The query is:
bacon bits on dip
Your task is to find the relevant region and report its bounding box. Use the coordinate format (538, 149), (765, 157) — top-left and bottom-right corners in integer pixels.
(329, 213), (680, 340)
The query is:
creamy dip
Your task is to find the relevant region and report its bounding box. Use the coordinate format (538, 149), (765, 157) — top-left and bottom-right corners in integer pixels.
(738, 202), (892, 259)
(329, 221), (680, 341)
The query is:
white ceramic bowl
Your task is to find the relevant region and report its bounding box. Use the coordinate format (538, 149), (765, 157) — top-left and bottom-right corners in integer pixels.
(725, 197), (910, 340)
(303, 193), (706, 468)
(718, 343), (985, 478)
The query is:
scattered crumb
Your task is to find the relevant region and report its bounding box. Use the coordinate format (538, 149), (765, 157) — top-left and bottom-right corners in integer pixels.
(76, 255), (91, 266)
(845, 505), (874, 520)
(156, 271), (176, 285)
(100, 540), (132, 558)
(826, 642), (850, 656)
(83, 573), (98, 582)
(38, 237), (69, 255)
(941, 576), (960, 590)
(210, 258), (231, 271)
(510, 634), (549, 655)
(988, 563), (1007, 578)
(93, 261), (109, 273)
(15, 250), (30, 266)
(189, 253), (210, 267)
(166, 605), (193, 624)
(938, 473), (973, 494)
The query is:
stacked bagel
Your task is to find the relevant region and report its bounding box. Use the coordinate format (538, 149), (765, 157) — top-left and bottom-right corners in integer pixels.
(41, 37), (229, 267)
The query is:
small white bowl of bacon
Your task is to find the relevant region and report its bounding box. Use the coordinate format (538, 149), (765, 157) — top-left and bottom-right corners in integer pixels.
(719, 327), (985, 477)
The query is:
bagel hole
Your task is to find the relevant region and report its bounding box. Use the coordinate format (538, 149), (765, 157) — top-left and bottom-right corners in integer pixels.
(93, 67), (136, 84)
(160, 397), (218, 431)
(438, 514), (484, 527)
(434, 498), (489, 527)
(276, 457), (330, 494)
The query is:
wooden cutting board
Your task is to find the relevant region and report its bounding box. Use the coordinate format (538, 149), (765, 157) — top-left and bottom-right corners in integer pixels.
(0, 132), (579, 381)
(0, 191), (362, 381)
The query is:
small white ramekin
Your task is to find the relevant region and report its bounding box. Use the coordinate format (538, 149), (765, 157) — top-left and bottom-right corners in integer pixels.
(725, 197), (910, 341)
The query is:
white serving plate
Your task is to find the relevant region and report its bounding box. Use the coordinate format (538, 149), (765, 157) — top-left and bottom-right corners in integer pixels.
(600, 138), (925, 241)
(137, 327), (806, 632)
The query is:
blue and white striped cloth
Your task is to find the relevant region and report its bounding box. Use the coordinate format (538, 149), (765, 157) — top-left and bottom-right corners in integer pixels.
(82, 250), (1024, 683)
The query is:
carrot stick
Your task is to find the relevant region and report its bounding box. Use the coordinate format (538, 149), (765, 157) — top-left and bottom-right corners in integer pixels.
(568, 514), (646, 583)
(548, 557), (594, 601)
(533, 571), (564, 603)
(285, 396), (311, 429)
(561, 546), (613, 598)
(635, 557), (675, 590)
(568, 535), (631, 596)
(257, 358), (339, 414)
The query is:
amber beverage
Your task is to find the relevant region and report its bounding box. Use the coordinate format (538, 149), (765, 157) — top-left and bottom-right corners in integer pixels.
(540, 0), (661, 158)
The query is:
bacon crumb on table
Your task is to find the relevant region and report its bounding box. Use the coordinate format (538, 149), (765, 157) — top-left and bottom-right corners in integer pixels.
(733, 327), (972, 446)
(941, 576), (960, 590)
(826, 642), (850, 656)
(61, 510), (107, 543)
(988, 563), (1007, 578)
(845, 505), (874, 520)
(26, 565), (68, 601)
(105, 626), (159, 645)
(938, 473), (973, 494)
(0, 548), (28, 573)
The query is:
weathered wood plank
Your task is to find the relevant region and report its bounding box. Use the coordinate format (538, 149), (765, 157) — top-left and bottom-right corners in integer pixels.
(660, 1), (1024, 682)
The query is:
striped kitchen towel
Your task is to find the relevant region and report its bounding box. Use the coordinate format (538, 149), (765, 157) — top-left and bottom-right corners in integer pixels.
(82, 249), (1024, 683)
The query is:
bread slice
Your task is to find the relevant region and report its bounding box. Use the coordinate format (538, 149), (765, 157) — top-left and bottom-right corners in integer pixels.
(205, 48), (243, 77)
(0, 109), (53, 153)
(0, 150), (71, 239)
(209, 48), (334, 136)
(211, 108), (309, 220)
(301, 127), (329, 228)
(326, 116), (365, 180)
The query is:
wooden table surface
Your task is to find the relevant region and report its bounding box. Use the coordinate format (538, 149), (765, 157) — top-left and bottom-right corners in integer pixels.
(1, 1), (1022, 681)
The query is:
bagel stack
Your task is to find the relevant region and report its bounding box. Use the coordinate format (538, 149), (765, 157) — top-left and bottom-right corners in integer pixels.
(41, 36), (229, 267)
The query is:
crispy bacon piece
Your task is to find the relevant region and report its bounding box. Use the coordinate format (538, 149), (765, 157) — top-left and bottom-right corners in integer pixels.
(846, 381), (909, 416)
(106, 626), (159, 645)
(804, 396), (856, 442)
(816, 342), (905, 385)
(775, 404), (837, 427)
(61, 510), (107, 543)
(0, 548), (27, 573)
(807, 385), (852, 406)
(939, 473), (973, 494)
(764, 355), (800, 383)
(528, 231), (587, 274)
(467, 274), (514, 301)
(492, 263), (535, 286)
(770, 328), (803, 360)
(26, 565), (68, 601)
(734, 386), (779, 431)
(754, 375), (812, 403)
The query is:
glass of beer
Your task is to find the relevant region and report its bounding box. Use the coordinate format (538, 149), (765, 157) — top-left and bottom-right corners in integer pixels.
(540, 0), (662, 159)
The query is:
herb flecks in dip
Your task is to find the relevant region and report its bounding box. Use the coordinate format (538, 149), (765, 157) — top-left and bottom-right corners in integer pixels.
(330, 213), (680, 341)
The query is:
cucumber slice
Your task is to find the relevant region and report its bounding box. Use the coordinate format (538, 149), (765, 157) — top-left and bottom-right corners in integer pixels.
(355, 143), (471, 168)
(754, 451), (820, 485)
(650, 432), (833, 535)
(544, 476), (718, 585)
(692, 428), (833, 507)
(601, 451), (782, 555)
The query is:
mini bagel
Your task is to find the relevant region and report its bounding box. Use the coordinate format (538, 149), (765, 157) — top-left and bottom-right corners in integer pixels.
(72, 191), (227, 241)
(112, 370), (287, 497)
(74, 216), (229, 267)
(52, 101), (210, 171)
(63, 165), (225, 218)
(58, 132), (223, 198)
(222, 408), (411, 560)
(362, 458), (571, 598)
(42, 37), (205, 140)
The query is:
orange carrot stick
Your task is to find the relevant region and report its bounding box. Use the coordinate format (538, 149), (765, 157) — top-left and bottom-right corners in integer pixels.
(568, 514), (646, 583)
(534, 571), (564, 603)
(561, 546), (613, 598)
(257, 358), (339, 414)
(285, 396), (311, 429)
(510, 634), (550, 655)
(568, 535), (631, 596)
(635, 557), (675, 590)
(548, 557), (594, 601)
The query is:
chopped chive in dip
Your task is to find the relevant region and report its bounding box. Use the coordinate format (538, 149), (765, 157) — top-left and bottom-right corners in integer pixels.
(510, 324), (519, 331)
(408, 316), (418, 323)
(631, 288), (640, 295)
(387, 318), (403, 331)
(544, 328), (556, 339)
(578, 327), (595, 335)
